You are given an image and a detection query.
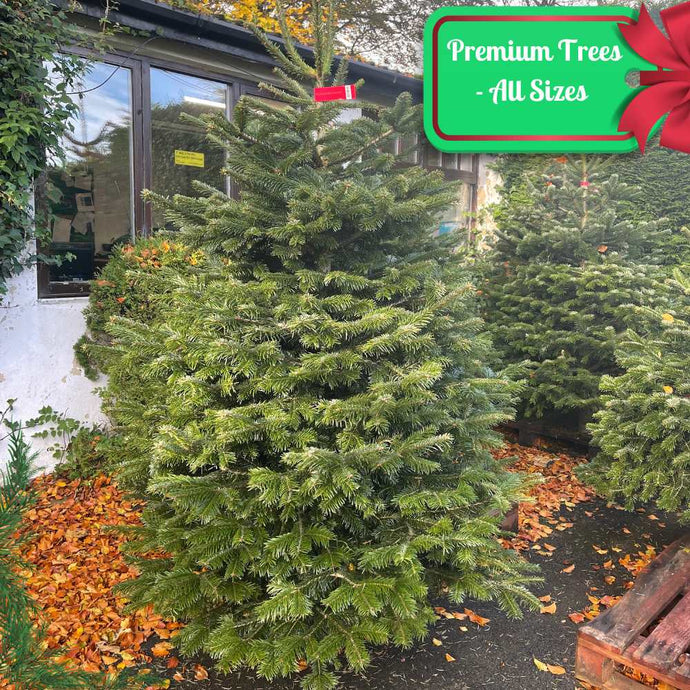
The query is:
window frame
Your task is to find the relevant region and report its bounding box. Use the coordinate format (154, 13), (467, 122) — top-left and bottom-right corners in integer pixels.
(420, 140), (479, 229)
(39, 47), (479, 298)
(38, 48), (248, 298)
(37, 50), (141, 298)
(140, 57), (241, 232)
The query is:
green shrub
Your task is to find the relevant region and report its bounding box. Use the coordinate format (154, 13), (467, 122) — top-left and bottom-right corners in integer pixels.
(76, 237), (203, 378)
(24, 405), (110, 480)
(0, 0), (84, 296)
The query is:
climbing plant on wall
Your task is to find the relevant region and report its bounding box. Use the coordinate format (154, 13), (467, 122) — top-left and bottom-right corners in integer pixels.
(0, 0), (86, 296)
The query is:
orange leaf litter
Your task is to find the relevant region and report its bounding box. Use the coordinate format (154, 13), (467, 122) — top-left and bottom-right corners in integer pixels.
(19, 474), (181, 673)
(492, 441), (596, 551)
(15, 442), (640, 678)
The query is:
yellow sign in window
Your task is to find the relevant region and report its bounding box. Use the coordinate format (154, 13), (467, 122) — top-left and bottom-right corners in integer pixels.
(174, 150), (205, 167)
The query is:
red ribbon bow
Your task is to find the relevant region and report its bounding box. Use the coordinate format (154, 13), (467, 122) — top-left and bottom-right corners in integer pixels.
(619, 2), (690, 153)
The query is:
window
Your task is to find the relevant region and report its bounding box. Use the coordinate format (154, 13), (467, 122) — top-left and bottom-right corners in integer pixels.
(150, 68), (229, 230)
(442, 153), (458, 170)
(40, 54), (239, 297)
(420, 140), (478, 236)
(40, 59), (134, 297)
(40, 49), (476, 296)
(385, 133), (419, 164)
(400, 133), (419, 164)
(459, 154), (474, 172)
(425, 144), (442, 168)
(437, 184), (474, 236)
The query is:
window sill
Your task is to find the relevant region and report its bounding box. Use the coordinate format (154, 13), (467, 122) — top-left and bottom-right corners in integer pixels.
(37, 294), (90, 304)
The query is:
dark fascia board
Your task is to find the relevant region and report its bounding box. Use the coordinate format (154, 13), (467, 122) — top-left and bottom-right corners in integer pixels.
(61, 0), (422, 99)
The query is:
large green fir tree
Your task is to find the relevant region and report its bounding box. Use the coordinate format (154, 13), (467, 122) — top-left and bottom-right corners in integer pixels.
(90, 4), (538, 688)
(583, 267), (690, 521)
(484, 156), (672, 426)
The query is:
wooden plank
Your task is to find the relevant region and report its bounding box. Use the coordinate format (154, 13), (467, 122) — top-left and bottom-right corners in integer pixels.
(669, 667), (690, 690)
(577, 539), (690, 690)
(633, 591), (690, 671)
(575, 637), (614, 685)
(500, 419), (589, 447)
(577, 637), (690, 690)
(580, 536), (690, 654)
(605, 671), (650, 690)
(677, 657), (690, 682)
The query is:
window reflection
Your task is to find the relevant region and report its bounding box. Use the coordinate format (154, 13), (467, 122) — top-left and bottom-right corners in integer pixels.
(44, 60), (134, 295)
(437, 184), (473, 236)
(425, 144), (442, 168)
(459, 154), (474, 172)
(150, 68), (228, 229)
(442, 153), (458, 169)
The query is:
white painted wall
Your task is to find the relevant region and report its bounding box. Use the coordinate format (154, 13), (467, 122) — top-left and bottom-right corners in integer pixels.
(0, 246), (106, 472)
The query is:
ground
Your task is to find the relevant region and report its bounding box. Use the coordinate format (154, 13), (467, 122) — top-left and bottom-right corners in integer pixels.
(18, 440), (686, 690)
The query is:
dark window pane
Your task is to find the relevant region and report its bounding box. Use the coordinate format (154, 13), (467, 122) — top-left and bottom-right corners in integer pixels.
(442, 153), (458, 170)
(425, 143), (442, 168)
(150, 69), (228, 229)
(43, 60), (134, 296)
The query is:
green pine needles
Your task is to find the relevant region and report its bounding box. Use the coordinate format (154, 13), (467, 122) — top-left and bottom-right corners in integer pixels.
(484, 155), (674, 423)
(584, 269), (690, 522)
(86, 3), (539, 687)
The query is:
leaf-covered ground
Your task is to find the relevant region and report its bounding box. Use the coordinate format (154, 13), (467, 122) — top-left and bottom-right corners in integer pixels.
(18, 475), (181, 676)
(16, 442), (685, 689)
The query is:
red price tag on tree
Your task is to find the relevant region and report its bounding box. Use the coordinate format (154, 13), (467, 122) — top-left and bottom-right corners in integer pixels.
(313, 85), (357, 102)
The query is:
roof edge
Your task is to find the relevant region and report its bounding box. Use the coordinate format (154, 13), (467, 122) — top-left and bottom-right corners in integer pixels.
(60, 0), (422, 97)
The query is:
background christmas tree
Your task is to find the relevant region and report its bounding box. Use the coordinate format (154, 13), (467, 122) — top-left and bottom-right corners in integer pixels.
(84, 3), (539, 687)
(491, 142), (690, 256)
(583, 266), (690, 521)
(483, 155), (673, 426)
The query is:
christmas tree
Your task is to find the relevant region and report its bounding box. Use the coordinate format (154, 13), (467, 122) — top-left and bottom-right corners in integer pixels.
(89, 3), (539, 687)
(484, 155), (672, 424)
(583, 267), (690, 521)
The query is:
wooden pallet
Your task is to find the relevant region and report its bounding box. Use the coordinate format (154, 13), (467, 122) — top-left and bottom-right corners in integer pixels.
(575, 534), (690, 690)
(499, 504), (519, 533)
(501, 418), (590, 450)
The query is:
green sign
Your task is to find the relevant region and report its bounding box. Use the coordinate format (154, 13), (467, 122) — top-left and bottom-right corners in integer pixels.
(424, 6), (656, 153)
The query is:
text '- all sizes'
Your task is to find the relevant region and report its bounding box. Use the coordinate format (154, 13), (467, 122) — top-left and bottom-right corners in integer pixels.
(479, 79), (588, 104)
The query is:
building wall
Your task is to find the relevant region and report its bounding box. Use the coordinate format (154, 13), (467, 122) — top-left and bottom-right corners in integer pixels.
(475, 155), (502, 249)
(0, 249), (106, 471)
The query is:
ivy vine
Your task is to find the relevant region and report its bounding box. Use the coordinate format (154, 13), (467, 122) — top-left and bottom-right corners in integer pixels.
(0, 0), (89, 296)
